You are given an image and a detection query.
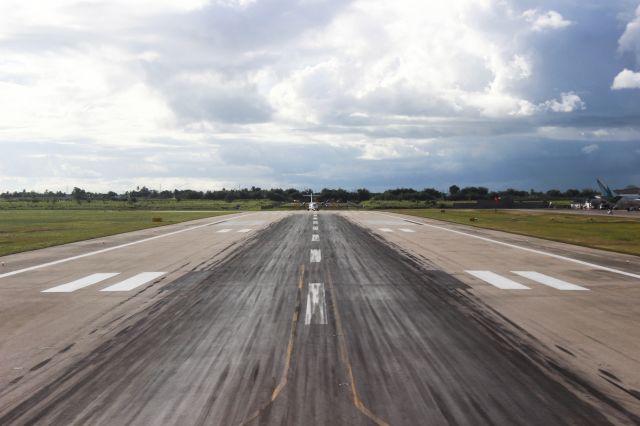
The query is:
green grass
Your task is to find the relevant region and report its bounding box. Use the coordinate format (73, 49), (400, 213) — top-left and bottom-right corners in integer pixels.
(0, 199), (281, 211)
(393, 209), (640, 256)
(0, 210), (234, 256)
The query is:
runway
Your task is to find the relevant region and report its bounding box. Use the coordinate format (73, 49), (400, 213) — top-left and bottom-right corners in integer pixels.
(0, 211), (638, 425)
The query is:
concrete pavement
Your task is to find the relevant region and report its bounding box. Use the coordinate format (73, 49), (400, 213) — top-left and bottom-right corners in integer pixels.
(0, 211), (638, 425)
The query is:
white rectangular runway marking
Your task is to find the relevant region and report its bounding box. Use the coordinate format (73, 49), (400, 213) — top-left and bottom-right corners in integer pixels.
(512, 271), (589, 291)
(216, 229), (232, 233)
(379, 228), (393, 233)
(465, 271), (530, 290)
(310, 249), (322, 263)
(375, 212), (640, 281)
(313, 226), (319, 231)
(237, 228), (252, 233)
(100, 272), (166, 292)
(312, 234), (320, 242)
(399, 228), (415, 233)
(42, 273), (119, 293)
(305, 283), (327, 325)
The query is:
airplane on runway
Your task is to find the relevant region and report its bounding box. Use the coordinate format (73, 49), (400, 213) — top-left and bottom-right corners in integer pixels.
(596, 178), (640, 211)
(304, 192), (319, 211)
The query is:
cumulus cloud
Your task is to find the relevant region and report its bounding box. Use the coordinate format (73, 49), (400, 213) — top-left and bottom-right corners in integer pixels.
(522, 9), (572, 32)
(612, 6), (640, 90)
(540, 92), (585, 113)
(618, 5), (640, 60)
(611, 68), (640, 89)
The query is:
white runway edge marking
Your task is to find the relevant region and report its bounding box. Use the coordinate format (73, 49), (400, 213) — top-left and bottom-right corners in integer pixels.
(216, 229), (232, 233)
(379, 228), (393, 233)
(237, 228), (252, 233)
(375, 212), (640, 280)
(42, 273), (120, 293)
(305, 283), (327, 325)
(312, 234), (320, 242)
(310, 249), (322, 263)
(0, 216), (239, 279)
(399, 228), (415, 233)
(512, 271), (589, 291)
(101, 272), (166, 292)
(313, 226), (319, 231)
(465, 271), (530, 290)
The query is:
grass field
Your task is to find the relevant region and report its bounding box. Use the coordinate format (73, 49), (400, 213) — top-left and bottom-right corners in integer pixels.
(0, 199), (281, 211)
(394, 209), (640, 256)
(0, 210), (234, 256)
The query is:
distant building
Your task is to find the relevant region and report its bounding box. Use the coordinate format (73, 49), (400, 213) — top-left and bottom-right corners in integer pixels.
(614, 186), (640, 195)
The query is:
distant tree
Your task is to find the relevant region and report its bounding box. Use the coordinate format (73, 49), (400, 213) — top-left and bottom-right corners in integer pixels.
(449, 185), (460, 196)
(421, 188), (443, 200)
(579, 188), (597, 198)
(356, 188), (371, 202)
(564, 189), (580, 198)
(71, 187), (86, 203)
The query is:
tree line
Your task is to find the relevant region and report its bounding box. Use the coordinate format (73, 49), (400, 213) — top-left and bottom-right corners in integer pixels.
(1, 185), (599, 203)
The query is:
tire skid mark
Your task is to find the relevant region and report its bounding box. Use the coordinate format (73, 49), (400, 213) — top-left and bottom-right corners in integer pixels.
(238, 264), (305, 426)
(326, 270), (389, 426)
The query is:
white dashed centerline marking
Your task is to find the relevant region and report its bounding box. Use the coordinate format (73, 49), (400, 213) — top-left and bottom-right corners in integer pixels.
(399, 228), (415, 233)
(379, 228), (393, 233)
(313, 226), (319, 231)
(237, 229), (252, 233)
(216, 229), (232, 233)
(101, 272), (166, 292)
(312, 234), (320, 242)
(465, 271), (530, 290)
(512, 271), (589, 291)
(42, 273), (120, 293)
(310, 249), (321, 263)
(305, 283), (327, 325)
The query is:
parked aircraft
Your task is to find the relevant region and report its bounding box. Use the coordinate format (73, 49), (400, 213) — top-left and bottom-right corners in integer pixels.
(596, 178), (640, 211)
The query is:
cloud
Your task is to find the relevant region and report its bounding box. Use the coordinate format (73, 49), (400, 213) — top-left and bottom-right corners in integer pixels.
(611, 68), (640, 89)
(0, 0), (637, 192)
(540, 92), (585, 113)
(618, 5), (640, 60)
(537, 126), (640, 142)
(581, 144), (599, 154)
(356, 140), (430, 161)
(522, 9), (572, 32)
(612, 5), (640, 91)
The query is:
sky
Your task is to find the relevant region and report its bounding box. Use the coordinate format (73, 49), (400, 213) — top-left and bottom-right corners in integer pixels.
(0, 0), (639, 193)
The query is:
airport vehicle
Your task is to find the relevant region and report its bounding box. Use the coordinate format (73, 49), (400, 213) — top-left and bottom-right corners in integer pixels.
(596, 178), (640, 211)
(304, 193), (319, 211)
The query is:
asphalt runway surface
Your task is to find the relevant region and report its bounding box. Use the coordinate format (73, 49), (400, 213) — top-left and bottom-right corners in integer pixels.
(0, 211), (638, 425)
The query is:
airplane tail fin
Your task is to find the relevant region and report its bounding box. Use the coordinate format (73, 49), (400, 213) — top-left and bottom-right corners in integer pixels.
(596, 178), (616, 200)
